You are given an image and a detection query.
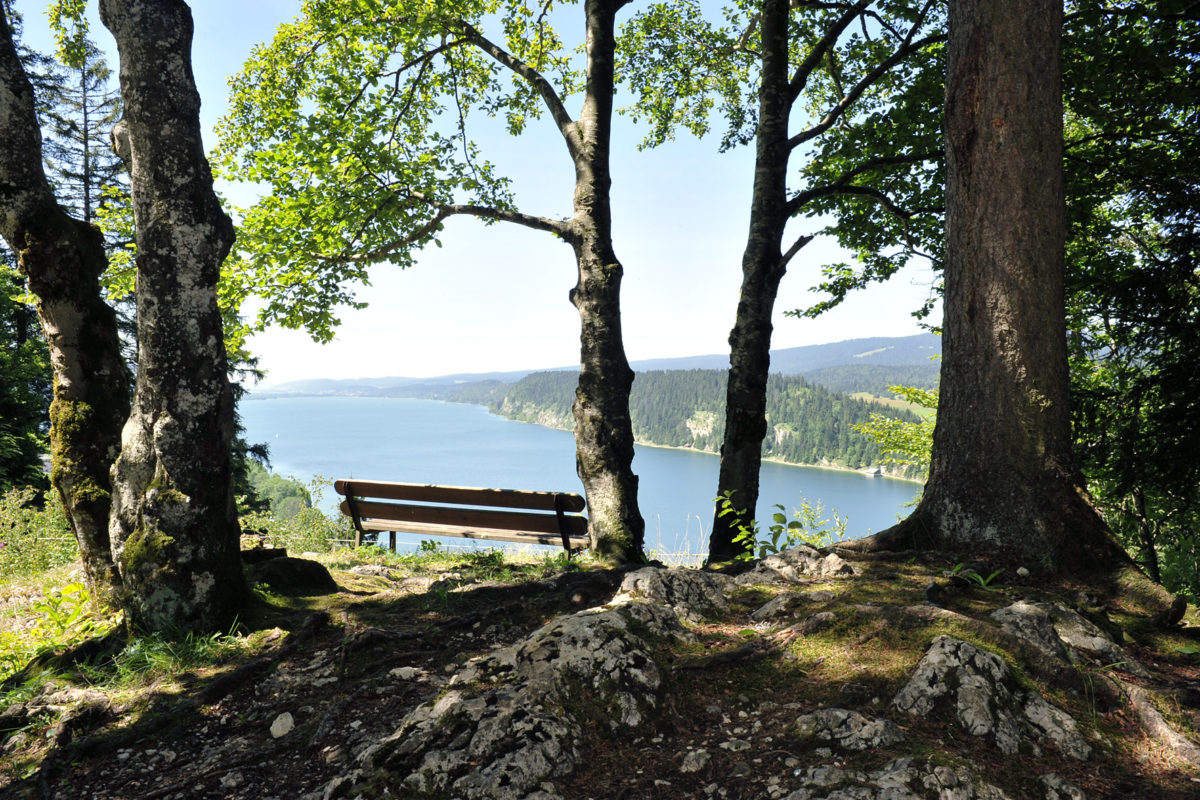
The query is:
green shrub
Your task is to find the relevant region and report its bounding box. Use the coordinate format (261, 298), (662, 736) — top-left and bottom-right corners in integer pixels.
(0, 582), (119, 684)
(242, 506), (352, 553)
(0, 486), (77, 580)
(240, 461), (312, 519)
(718, 491), (848, 561)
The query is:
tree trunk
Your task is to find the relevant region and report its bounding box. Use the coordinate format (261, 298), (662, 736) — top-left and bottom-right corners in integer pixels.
(100, 0), (245, 633)
(709, 0), (793, 563)
(568, 0), (644, 562)
(859, 0), (1117, 567)
(0, 7), (130, 605)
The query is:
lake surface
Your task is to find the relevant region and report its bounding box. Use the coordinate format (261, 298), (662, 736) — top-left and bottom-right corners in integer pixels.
(240, 396), (919, 559)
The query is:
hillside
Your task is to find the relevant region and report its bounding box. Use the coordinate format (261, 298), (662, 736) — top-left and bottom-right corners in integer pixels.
(259, 334), (942, 398)
(4, 546), (1197, 799)
(494, 369), (923, 472)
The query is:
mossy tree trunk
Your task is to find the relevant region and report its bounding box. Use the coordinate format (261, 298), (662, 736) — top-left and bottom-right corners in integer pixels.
(565, 0), (644, 562)
(100, 0), (245, 633)
(708, 0), (793, 563)
(863, 0), (1120, 567)
(0, 7), (130, 605)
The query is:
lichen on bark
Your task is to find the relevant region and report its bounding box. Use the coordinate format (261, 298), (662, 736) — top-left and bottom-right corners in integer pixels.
(100, 0), (245, 633)
(0, 6), (130, 606)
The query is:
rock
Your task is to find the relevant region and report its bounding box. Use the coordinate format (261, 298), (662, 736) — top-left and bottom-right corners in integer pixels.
(680, 748), (710, 774)
(749, 589), (834, 622)
(1039, 773), (1086, 800)
(893, 636), (1091, 759)
(330, 603), (687, 800)
(1017, 567), (1030, 578)
(793, 708), (904, 751)
(736, 546), (856, 585)
(923, 580), (944, 605)
(388, 666), (423, 681)
(41, 687), (109, 709)
(750, 593), (797, 621)
(270, 712), (295, 739)
(790, 611), (837, 636)
(612, 567), (727, 622)
(989, 601), (1073, 662)
(348, 564), (396, 578)
(248, 557), (339, 596)
(783, 757), (1011, 800)
(991, 600), (1148, 678)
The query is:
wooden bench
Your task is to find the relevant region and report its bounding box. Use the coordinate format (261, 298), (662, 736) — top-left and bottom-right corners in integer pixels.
(333, 479), (589, 554)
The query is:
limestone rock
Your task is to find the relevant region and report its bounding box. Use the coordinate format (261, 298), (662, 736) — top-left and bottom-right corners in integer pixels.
(893, 636), (1091, 759)
(270, 712), (294, 739)
(991, 600), (1148, 677)
(1039, 774), (1086, 799)
(750, 593), (797, 621)
(679, 748), (710, 774)
(793, 708), (904, 751)
(751, 590), (839, 622)
(737, 546), (856, 586)
(348, 564), (397, 578)
(790, 611), (837, 636)
(329, 603), (687, 800)
(783, 757), (1011, 800)
(613, 567), (728, 622)
(990, 601), (1072, 662)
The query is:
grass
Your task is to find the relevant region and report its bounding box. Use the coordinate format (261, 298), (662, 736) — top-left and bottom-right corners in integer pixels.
(851, 391), (935, 418)
(4, 496), (1200, 799)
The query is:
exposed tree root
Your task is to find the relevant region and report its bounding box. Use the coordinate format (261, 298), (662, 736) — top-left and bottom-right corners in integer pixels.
(1122, 681), (1200, 768)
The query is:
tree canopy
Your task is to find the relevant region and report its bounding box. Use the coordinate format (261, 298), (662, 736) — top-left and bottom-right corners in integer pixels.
(216, 0), (583, 339)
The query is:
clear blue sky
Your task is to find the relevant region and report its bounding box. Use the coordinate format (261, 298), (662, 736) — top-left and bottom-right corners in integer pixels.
(18, 0), (940, 386)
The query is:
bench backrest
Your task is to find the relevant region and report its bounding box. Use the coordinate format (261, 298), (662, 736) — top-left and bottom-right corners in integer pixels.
(333, 480), (588, 545)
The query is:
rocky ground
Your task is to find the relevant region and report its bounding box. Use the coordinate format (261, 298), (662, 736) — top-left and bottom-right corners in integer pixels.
(3, 544), (1200, 799)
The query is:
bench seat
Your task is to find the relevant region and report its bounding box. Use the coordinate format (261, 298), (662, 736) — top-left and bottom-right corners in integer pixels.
(334, 479), (589, 554)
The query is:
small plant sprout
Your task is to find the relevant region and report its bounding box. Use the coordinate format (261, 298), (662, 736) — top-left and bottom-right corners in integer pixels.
(944, 563), (1003, 590)
(717, 492), (848, 562)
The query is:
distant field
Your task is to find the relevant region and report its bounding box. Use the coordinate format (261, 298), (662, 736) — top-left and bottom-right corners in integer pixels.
(853, 392), (936, 419)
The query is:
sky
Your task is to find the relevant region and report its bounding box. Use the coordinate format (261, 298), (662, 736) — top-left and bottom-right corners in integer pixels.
(17, 0), (940, 387)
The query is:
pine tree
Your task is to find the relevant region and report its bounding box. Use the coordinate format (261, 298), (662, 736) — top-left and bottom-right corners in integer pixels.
(38, 40), (125, 226)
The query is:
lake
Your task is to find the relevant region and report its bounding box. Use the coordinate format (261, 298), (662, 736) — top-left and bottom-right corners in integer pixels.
(239, 396), (919, 560)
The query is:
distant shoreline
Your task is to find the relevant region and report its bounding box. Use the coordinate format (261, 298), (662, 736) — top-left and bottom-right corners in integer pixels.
(245, 392), (925, 486)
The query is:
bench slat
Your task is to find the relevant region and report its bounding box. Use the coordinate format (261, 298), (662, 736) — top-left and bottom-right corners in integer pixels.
(341, 499), (589, 537)
(360, 520), (588, 547)
(334, 480), (585, 513)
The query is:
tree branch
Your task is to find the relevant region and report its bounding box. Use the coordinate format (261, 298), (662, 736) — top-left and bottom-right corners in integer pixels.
(779, 234), (814, 271)
(785, 150), (940, 216)
(318, 198), (574, 266)
(788, 0), (940, 151)
(797, 183), (942, 220)
(787, 31), (942, 152)
(788, 0), (871, 103)
(448, 18), (579, 154)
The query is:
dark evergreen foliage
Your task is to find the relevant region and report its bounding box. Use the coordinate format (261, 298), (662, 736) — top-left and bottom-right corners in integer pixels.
(488, 369), (921, 470)
(0, 265), (51, 490)
(800, 363), (940, 397)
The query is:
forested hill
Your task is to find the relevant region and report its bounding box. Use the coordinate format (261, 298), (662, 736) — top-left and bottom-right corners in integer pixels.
(491, 370), (922, 472)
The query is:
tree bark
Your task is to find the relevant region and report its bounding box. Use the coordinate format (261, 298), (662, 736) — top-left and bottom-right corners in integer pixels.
(100, 0), (245, 633)
(708, 0), (793, 562)
(567, 0), (644, 561)
(0, 7), (130, 604)
(857, 0), (1118, 567)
